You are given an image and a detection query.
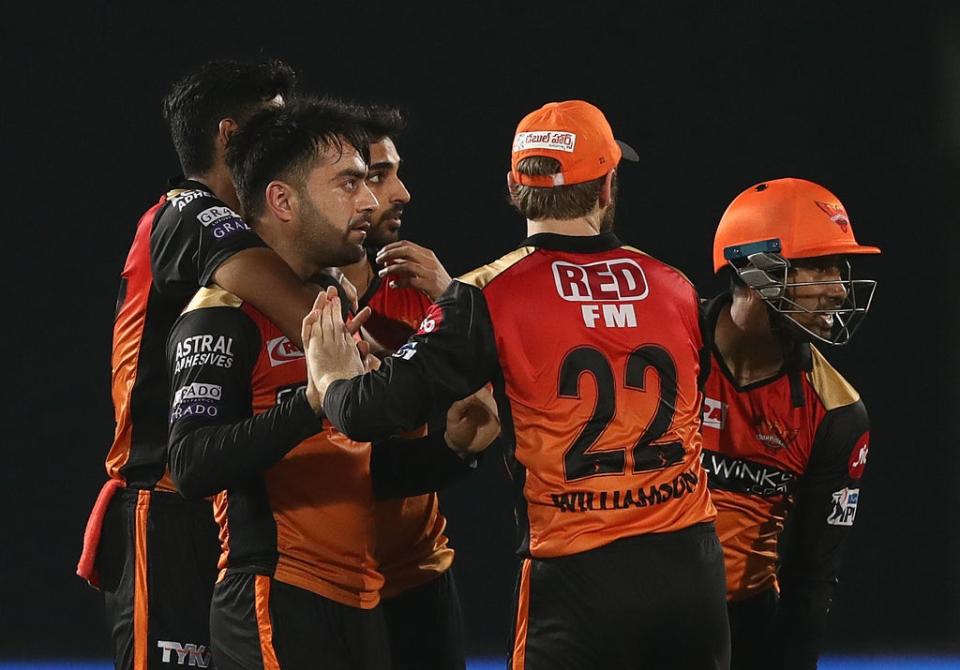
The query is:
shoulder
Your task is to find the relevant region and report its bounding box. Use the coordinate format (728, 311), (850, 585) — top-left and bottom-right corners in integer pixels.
(169, 288), (260, 363)
(457, 246), (538, 289)
(620, 245), (697, 291)
(165, 187), (224, 216)
(183, 286), (244, 313)
(173, 287), (253, 337)
(161, 188), (247, 234)
(807, 346), (861, 411)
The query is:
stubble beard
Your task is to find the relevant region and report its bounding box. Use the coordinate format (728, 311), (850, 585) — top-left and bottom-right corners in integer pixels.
(299, 197), (366, 268)
(365, 204), (404, 250)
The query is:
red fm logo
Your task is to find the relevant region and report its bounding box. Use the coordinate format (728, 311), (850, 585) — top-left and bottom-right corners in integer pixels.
(551, 259), (649, 328)
(267, 336), (304, 367)
(848, 431), (869, 479)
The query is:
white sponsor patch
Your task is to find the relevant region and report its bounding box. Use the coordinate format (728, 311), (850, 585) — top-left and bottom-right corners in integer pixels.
(827, 487), (860, 526)
(702, 398), (725, 429)
(393, 342), (417, 361)
(171, 189), (208, 210)
(173, 383), (222, 404)
(552, 259), (649, 302)
(513, 131), (577, 153)
(197, 205), (238, 226)
(267, 336), (304, 366)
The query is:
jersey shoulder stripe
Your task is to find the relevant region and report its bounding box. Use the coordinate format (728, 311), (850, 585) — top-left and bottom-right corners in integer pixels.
(457, 246), (536, 290)
(620, 245), (696, 287)
(184, 286), (243, 313)
(807, 346), (860, 410)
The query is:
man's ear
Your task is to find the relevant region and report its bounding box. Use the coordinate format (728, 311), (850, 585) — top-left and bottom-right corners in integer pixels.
(599, 170), (615, 208)
(506, 170), (519, 205)
(216, 118), (240, 155)
(265, 181), (296, 223)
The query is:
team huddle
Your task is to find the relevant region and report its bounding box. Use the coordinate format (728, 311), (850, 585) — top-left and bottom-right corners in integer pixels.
(77, 58), (879, 670)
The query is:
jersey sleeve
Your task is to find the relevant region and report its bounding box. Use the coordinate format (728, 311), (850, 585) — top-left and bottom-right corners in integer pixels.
(370, 430), (479, 500)
(152, 192), (266, 295)
(323, 280), (500, 442)
(773, 399), (871, 669)
(166, 306), (324, 499)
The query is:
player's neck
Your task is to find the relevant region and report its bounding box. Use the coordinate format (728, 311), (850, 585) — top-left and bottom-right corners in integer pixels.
(715, 301), (785, 386)
(187, 167), (241, 212)
(526, 214), (602, 237)
(340, 254), (375, 299)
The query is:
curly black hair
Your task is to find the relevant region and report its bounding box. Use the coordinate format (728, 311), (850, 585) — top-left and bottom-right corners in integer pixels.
(161, 59), (296, 175)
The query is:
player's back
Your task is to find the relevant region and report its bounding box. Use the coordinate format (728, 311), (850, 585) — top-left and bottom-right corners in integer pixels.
(461, 232), (715, 558)
(108, 182), (262, 491)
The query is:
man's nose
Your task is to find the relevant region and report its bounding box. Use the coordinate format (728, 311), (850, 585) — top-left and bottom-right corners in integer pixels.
(822, 277), (848, 302)
(392, 177), (411, 205)
(358, 182), (379, 212)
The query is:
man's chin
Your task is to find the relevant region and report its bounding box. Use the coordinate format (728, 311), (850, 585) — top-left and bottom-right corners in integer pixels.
(327, 244), (366, 268)
(366, 232), (400, 249)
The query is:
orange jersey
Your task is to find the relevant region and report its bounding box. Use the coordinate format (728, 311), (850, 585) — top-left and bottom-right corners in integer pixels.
(324, 232), (716, 559)
(167, 287), (383, 609)
(700, 294), (870, 602)
(358, 259), (454, 596)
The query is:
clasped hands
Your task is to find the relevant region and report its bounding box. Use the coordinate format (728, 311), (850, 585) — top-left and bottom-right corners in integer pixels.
(302, 287), (499, 457)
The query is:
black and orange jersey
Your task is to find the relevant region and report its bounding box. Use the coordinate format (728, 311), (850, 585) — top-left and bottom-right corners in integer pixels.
(325, 232), (716, 559)
(700, 293), (871, 662)
(357, 250), (435, 353)
(356, 255), (454, 597)
(166, 280), (473, 609)
(108, 179), (265, 490)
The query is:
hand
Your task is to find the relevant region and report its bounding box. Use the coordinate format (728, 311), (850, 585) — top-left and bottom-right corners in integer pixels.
(357, 339), (381, 372)
(302, 287), (366, 414)
(376, 241), (452, 301)
(444, 387), (500, 458)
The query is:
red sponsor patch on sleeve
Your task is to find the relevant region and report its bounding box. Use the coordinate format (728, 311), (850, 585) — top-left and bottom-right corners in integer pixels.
(415, 303), (444, 335)
(848, 431), (870, 480)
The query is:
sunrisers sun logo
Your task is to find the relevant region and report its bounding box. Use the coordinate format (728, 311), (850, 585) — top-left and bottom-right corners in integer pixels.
(815, 200), (850, 233)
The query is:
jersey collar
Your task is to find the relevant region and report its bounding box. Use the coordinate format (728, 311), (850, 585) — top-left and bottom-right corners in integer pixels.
(166, 175), (214, 194)
(521, 231), (622, 253)
(356, 249), (383, 309)
(703, 291), (812, 404)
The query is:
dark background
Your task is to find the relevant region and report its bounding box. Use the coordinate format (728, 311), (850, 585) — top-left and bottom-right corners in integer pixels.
(4, 1), (958, 659)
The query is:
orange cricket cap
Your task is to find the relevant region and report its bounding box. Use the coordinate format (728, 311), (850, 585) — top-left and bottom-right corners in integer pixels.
(713, 177), (881, 273)
(511, 100), (639, 188)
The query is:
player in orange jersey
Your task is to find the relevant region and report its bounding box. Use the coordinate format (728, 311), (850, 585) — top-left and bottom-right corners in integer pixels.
(700, 178), (879, 669)
(305, 100), (730, 669)
(167, 98), (498, 669)
(338, 106), (474, 670)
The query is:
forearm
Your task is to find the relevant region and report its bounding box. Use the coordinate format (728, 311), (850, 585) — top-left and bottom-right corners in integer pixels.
(371, 431), (478, 500)
(323, 369), (434, 442)
(213, 247), (319, 347)
(169, 389), (324, 499)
